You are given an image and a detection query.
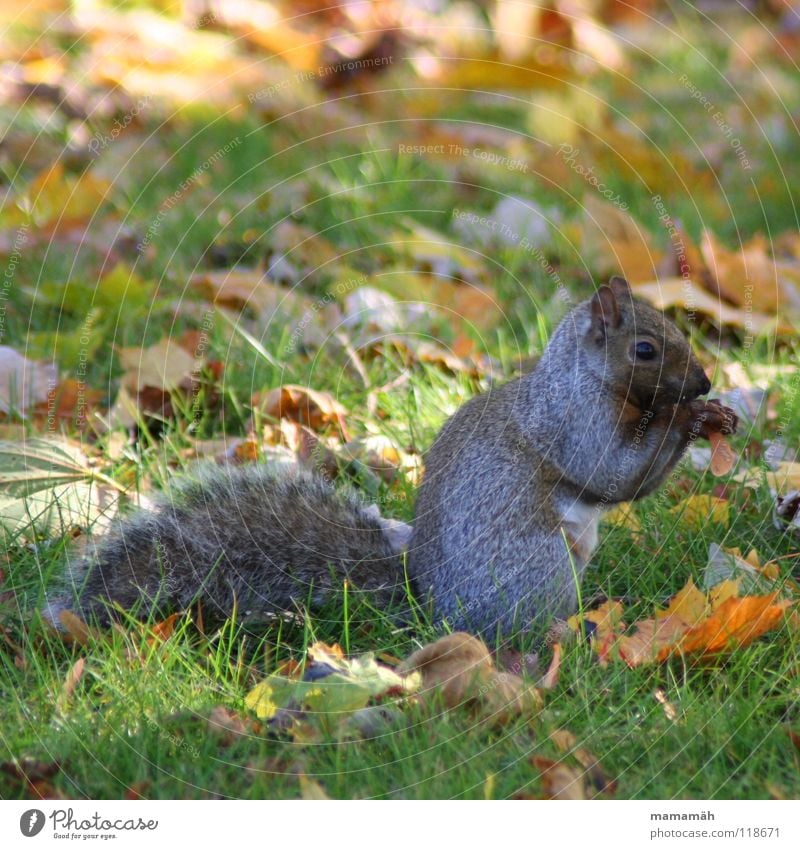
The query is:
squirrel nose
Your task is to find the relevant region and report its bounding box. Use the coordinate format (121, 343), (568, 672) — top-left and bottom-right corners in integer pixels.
(698, 373), (711, 396)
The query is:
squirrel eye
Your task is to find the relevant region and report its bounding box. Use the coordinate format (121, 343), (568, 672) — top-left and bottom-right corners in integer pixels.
(634, 341), (657, 360)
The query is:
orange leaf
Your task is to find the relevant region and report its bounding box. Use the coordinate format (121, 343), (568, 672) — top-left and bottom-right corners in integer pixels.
(662, 594), (790, 659)
(148, 613), (180, 643)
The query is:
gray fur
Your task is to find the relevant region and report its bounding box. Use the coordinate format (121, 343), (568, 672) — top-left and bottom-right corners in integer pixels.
(46, 465), (405, 626)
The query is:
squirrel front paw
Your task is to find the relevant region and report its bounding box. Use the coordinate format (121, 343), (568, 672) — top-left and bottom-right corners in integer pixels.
(687, 398), (738, 439)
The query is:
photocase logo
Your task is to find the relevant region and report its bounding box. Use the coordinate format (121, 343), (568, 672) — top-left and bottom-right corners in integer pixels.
(20, 809), (45, 837)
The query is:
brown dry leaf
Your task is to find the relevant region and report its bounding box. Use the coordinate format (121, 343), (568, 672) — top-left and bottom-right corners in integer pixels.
(398, 633), (542, 720)
(191, 268), (314, 320)
(57, 610), (99, 647)
(701, 230), (800, 315)
(530, 756), (586, 800)
(784, 726), (800, 752)
(118, 338), (199, 394)
(633, 278), (790, 334)
(549, 729), (617, 797)
(580, 196), (661, 284)
(372, 272), (500, 333)
(206, 706), (257, 746)
(252, 385), (350, 439)
(380, 336), (478, 376)
(0, 758), (67, 800)
(124, 781), (151, 800)
(35, 378), (104, 430)
(709, 431), (737, 476)
(60, 657), (85, 702)
(540, 643), (562, 690)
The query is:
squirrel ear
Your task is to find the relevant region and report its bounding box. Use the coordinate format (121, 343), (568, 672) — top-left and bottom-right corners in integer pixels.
(608, 276), (632, 297)
(591, 285), (621, 333)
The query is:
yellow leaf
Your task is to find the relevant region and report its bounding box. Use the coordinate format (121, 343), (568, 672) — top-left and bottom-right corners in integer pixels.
(670, 495), (730, 529)
(709, 579), (742, 608)
(603, 502), (642, 537)
(1, 163), (113, 231)
(655, 578), (709, 627)
(732, 461), (800, 492)
(243, 680), (278, 720)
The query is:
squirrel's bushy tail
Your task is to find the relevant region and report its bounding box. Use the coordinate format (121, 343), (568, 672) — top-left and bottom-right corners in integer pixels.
(44, 464), (409, 627)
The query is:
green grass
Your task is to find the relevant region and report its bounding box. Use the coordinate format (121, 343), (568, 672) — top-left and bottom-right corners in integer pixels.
(2, 6), (800, 800)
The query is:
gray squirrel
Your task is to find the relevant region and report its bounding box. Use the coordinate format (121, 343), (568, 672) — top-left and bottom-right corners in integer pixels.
(44, 277), (737, 637)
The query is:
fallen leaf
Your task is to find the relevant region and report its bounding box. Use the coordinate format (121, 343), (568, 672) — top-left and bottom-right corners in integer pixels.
(733, 461), (800, 492)
(118, 338), (199, 394)
(191, 267), (315, 323)
(57, 611), (97, 647)
(669, 594), (790, 658)
(206, 706), (256, 745)
(245, 642), (419, 724)
(580, 196), (661, 284)
(614, 576), (791, 667)
(549, 729), (617, 797)
(603, 502), (643, 538)
(531, 756), (586, 799)
(540, 643), (561, 690)
(252, 385), (350, 439)
(700, 230), (800, 315)
(633, 278), (790, 334)
(669, 494), (730, 529)
(147, 613), (181, 643)
(398, 632), (542, 720)
(703, 544), (777, 594)
(60, 657), (85, 701)
(0, 162), (112, 233)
